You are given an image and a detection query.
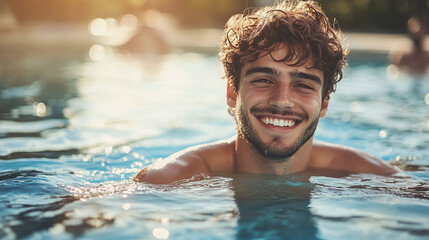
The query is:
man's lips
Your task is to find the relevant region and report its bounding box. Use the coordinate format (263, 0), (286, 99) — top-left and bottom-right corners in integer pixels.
(260, 117), (297, 127)
(250, 107), (307, 131)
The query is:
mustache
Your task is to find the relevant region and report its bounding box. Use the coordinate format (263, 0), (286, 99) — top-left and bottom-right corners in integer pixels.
(250, 106), (308, 121)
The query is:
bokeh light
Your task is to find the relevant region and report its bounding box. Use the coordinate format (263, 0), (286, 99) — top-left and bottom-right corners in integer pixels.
(120, 14), (138, 31)
(350, 101), (363, 112)
(386, 64), (400, 79)
(122, 203), (131, 210)
(89, 18), (108, 36)
(88, 44), (113, 61)
(34, 102), (47, 117)
(152, 227), (169, 239)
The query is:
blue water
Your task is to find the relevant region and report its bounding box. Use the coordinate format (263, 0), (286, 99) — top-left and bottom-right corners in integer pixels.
(1, 44), (429, 239)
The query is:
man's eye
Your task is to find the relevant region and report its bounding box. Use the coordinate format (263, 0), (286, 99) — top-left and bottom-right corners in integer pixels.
(296, 83), (314, 90)
(252, 78), (272, 84)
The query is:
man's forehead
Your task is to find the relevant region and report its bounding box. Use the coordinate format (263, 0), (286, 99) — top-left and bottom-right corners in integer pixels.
(242, 51), (323, 79)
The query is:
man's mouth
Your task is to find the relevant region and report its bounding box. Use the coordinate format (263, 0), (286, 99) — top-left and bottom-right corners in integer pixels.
(250, 107), (306, 129)
(260, 117), (296, 127)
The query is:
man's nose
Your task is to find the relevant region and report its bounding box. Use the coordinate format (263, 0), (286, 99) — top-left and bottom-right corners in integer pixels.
(268, 83), (294, 109)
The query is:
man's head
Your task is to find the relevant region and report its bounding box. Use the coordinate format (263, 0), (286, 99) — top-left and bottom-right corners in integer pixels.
(219, 0), (348, 100)
(221, 1), (348, 160)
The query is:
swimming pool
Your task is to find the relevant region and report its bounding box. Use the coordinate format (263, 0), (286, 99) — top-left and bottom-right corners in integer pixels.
(1, 43), (429, 239)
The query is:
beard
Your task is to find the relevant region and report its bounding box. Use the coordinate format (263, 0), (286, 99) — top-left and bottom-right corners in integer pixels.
(235, 104), (319, 161)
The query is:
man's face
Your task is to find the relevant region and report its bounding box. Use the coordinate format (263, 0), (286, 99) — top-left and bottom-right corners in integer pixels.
(227, 45), (329, 160)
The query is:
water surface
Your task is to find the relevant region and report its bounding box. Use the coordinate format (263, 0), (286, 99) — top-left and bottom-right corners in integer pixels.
(1, 45), (429, 239)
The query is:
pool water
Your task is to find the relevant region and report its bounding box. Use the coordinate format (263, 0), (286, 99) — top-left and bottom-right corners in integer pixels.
(1, 45), (429, 239)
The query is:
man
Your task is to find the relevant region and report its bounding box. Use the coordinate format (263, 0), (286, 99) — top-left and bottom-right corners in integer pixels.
(390, 16), (429, 74)
(133, 0), (398, 184)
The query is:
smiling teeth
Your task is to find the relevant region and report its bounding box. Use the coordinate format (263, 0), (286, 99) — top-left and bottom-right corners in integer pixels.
(261, 117), (296, 127)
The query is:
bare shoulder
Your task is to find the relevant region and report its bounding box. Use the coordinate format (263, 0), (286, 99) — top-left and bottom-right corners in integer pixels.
(133, 137), (235, 184)
(309, 141), (399, 175)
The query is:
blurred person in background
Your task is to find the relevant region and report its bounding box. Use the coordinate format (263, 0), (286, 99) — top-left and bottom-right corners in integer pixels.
(390, 16), (429, 75)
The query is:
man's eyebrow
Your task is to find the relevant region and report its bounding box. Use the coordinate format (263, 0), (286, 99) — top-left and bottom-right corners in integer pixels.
(292, 72), (322, 85)
(245, 67), (280, 76)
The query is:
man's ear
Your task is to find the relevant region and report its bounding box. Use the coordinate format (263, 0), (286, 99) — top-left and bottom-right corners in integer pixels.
(226, 82), (237, 108)
(319, 94), (330, 118)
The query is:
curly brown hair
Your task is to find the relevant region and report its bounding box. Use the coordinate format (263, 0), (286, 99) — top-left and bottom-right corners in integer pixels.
(219, 0), (348, 99)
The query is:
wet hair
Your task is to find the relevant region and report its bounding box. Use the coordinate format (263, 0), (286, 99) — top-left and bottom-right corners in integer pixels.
(219, 0), (348, 99)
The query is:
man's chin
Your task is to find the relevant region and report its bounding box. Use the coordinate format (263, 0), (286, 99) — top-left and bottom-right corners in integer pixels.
(251, 130), (316, 159)
(246, 136), (293, 158)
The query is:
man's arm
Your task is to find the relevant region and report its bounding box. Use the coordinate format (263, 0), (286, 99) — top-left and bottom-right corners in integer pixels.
(132, 150), (210, 184)
(310, 141), (399, 175)
(133, 139), (235, 184)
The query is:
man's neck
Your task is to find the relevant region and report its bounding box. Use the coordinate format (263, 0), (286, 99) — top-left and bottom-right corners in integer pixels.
(234, 136), (314, 175)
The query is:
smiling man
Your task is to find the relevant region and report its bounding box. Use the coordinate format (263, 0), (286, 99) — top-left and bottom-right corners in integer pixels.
(133, 0), (398, 184)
